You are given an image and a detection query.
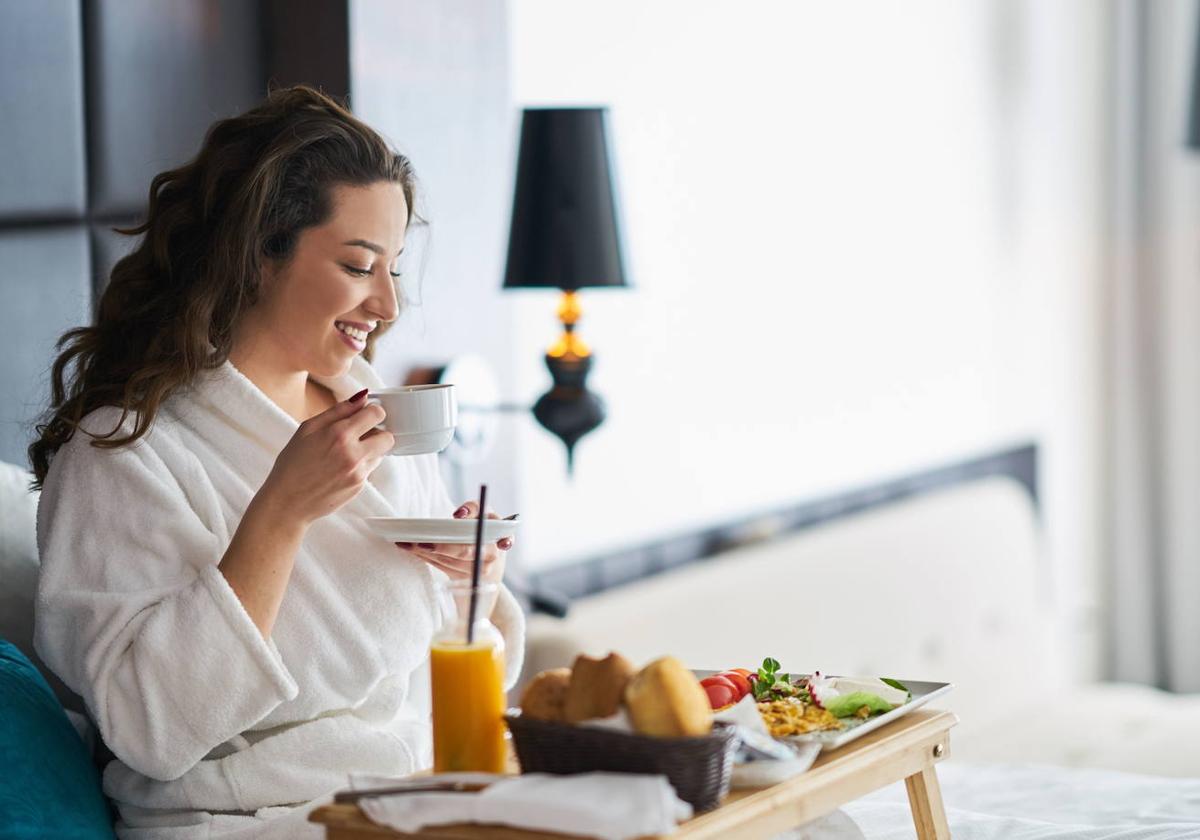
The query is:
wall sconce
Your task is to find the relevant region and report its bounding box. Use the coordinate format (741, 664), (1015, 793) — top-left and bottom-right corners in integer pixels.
(503, 106), (629, 473)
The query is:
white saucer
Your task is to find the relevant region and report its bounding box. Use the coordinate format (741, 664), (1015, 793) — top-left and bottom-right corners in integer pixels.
(365, 517), (519, 544)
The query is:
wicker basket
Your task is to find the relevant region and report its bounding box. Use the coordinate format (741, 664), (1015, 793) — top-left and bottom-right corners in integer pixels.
(503, 714), (738, 812)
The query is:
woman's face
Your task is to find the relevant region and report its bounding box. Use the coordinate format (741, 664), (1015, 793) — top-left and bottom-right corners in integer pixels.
(251, 181), (407, 378)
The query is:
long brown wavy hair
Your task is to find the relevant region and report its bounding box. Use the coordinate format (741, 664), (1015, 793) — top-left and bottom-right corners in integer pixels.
(29, 85), (419, 488)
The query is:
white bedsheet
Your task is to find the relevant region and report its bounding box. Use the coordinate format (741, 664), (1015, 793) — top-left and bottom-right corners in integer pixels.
(838, 764), (1200, 839)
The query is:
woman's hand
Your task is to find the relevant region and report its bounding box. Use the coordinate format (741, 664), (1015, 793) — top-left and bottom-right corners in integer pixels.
(257, 389), (395, 526)
(398, 501), (513, 583)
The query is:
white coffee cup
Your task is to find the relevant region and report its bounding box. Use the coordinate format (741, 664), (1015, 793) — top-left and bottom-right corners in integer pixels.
(368, 384), (457, 456)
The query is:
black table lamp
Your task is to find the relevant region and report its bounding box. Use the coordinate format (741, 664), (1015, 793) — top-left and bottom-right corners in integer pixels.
(503, 107), (628, 473)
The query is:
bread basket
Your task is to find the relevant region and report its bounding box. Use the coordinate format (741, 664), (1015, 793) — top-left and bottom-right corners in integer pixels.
(503, 713), (738, 812)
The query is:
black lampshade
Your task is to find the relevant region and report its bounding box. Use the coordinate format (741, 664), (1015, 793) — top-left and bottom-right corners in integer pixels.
(504, 108), (628, 290)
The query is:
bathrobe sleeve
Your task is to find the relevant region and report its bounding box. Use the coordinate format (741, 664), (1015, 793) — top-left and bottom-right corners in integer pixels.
(492, 581), (526, 689)
(33, 420), (299, 782)
(414, 454), (526, 688)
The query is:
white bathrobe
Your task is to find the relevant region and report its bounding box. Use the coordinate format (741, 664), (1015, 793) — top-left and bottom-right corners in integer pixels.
(33, 356), (525, 838)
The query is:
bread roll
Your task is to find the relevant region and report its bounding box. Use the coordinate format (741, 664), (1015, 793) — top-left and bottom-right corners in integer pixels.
(519, 668), (572, 721)
(624, 656), (713, 738)
(563, 652), (635, 723)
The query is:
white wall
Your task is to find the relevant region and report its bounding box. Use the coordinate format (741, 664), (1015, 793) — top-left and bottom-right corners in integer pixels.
(508, 0), (1108, 679)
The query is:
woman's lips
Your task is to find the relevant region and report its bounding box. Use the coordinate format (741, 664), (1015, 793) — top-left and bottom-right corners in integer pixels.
(335, 324), (366, 352)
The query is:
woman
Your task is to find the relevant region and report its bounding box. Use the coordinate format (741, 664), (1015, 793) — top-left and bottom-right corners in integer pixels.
(29, 86), (524, 838)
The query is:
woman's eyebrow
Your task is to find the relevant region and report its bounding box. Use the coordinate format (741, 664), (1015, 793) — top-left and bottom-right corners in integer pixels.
(342, 239), (404, 256)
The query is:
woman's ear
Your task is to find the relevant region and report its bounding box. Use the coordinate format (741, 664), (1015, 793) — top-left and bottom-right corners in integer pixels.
(263, 230), (292, 260)
(258, 231), (294, 294)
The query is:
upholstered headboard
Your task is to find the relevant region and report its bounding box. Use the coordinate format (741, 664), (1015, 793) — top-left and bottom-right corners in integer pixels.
(0, 1), (342, 468)
(523, 452), (1049, 737)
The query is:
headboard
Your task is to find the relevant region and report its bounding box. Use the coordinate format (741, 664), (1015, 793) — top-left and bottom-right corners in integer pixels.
(526, 443), (1038, 604)
(522, 445), (1049, 736)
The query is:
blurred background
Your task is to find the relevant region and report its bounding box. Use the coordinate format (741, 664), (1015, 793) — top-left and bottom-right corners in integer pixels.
(3, 0), (1200, 705)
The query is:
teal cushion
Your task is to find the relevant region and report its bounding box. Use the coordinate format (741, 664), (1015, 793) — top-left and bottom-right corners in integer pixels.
(0, 638), (114, 839)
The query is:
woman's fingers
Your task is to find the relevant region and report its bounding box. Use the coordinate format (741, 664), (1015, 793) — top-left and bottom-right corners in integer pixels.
(451, 501), (513, 548)
(301, 388), (370, 432)
(398, 545), (498, 578)
(335, 401), (388, 440)
(359, 427), (395, 460)
(487, 510), (511, 548)
(396, 541), (510, 559)
(452, 501), (502, 519)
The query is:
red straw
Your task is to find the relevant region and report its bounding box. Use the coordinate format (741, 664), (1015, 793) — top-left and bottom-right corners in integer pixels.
(466, 484), (487, 644)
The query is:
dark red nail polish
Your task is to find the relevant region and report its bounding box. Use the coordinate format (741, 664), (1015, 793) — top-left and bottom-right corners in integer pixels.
(397, 542), (413, 549)
(453, 506), (469, 518)
(348, 388), (368, 404)
(418, 542), (436, 550)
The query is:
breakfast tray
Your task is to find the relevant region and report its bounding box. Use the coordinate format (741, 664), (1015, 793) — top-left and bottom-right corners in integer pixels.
(310, 709), (957, 839)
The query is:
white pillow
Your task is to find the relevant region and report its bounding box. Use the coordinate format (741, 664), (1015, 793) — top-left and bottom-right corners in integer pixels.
(0, 459), (39, 657)
(0, 458), (83, 712)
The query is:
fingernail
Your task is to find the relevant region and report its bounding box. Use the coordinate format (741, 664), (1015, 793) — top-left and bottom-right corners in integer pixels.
(453, 506), (469, 518)
(349, 388), (368, 404)
(498, 539), (513, 550)
(418, 543), (436, 549)
(397, 542), (413, 549)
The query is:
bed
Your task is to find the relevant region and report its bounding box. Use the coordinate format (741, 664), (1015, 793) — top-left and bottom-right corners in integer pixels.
(522, 468), (1200, 837)
(7, 449), (1200, 837)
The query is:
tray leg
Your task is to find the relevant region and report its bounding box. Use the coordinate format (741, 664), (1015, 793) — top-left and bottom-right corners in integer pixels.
(905, 765), (950, 840)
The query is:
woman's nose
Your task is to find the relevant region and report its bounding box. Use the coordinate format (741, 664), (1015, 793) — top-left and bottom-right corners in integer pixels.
(367, 269), (401, 323)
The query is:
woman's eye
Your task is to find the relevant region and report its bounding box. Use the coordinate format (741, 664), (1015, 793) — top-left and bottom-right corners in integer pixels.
(389, 271), (402, 279)
(343, 264), (372, 277)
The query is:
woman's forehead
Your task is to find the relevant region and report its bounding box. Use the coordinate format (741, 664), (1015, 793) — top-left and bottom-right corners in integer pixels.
(319, 182), (408, 253)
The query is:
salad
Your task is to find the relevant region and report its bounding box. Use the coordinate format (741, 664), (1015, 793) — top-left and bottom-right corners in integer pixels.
(702, 658), (913, 738)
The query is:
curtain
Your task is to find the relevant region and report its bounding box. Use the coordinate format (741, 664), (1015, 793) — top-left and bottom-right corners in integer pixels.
(1107, 0), (1200, 691)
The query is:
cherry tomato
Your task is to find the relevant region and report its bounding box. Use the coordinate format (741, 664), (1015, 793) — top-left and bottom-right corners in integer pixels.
(700, 674), (738, 692)
(702, 682), (738, 709)
(718, 670), (752, 698)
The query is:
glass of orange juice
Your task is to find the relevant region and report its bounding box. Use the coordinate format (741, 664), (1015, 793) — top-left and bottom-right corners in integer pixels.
(430, 580), (507, 773)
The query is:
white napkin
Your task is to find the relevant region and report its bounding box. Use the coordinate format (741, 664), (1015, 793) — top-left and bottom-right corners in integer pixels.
(713, 693), (769, 731)
(357, 772), (693, 840)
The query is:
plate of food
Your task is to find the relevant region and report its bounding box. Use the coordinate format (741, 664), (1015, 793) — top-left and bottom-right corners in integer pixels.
(695, 658), (953, 752)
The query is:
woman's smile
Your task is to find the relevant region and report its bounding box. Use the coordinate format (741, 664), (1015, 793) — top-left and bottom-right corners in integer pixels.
(334, 319), (373, 352)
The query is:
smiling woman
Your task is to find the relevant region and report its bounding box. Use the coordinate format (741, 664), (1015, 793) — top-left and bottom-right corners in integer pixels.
(27, 86), (524, 839)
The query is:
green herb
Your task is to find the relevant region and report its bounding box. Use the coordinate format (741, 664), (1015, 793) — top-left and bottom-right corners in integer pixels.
(880, 678), (912, 701)
(753, 657), (776, 699)
(753, 657), (800, 700)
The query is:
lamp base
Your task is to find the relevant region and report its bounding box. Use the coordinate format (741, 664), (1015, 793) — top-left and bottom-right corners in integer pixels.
(532, 353), (605, 474)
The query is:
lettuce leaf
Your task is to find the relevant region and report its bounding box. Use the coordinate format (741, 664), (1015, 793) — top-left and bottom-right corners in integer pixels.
(824, 691), (897, 719)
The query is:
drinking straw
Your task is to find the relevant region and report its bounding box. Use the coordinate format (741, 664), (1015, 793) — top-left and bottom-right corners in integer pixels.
(466, 484), (487, 645)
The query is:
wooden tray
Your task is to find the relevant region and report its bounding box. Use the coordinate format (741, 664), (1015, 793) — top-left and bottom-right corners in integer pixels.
(310, 709), (957, 840)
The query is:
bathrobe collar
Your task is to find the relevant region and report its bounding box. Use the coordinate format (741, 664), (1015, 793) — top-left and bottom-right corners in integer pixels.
(186, 354), (400, 519)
